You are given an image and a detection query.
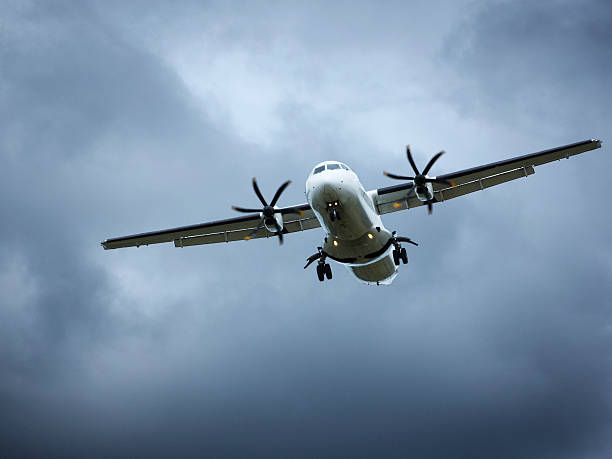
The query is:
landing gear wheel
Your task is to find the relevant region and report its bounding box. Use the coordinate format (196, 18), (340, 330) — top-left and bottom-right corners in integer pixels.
(316, 264), (325, 282)
(392, 249), (400, 266)
(324, 263), (332, 280)
(400, 247), (408, 264)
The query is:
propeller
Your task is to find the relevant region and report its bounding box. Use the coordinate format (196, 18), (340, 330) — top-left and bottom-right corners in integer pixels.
(384, 145), (455, 214)
(232, 178), (303, 245)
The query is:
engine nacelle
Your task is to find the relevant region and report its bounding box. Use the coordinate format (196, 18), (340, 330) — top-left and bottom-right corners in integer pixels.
(263, 211), (284, 233)
(414, 182), (434, 202)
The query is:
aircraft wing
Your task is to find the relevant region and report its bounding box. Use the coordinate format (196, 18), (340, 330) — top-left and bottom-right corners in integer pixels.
(374, 139), (602, 215)
(101, 204), (320, 249)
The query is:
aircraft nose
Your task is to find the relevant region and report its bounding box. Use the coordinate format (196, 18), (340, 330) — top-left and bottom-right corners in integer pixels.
(311, 179), (337, 201)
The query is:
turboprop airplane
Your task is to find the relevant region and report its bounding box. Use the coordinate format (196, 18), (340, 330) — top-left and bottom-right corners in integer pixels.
(102, 139), (602, 285)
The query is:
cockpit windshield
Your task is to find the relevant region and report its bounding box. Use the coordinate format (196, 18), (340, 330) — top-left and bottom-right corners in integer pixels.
(312, 163), (351, 175)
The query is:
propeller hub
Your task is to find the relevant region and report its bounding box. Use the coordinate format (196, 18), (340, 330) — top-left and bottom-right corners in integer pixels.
(263, 206), (275, 218)
(384, 146), (449, 216)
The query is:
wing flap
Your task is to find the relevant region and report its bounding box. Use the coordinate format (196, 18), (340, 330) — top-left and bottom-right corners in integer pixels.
(377, 166), (535, 214)
(102, 204), (318, 249)
(434, 139), (600, 189)
(436, 166), (534, 202)
(375, 139), (601, 215)
(174, 216), (321, 247)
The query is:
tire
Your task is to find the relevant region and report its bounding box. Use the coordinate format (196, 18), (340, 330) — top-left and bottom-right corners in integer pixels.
(400, 247), (408, 264)
(392, 249), (400, 266)
(317, 264), (325, 282)
(324, 263), (332, 280)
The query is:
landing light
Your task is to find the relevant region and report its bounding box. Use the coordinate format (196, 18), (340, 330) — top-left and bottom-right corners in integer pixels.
(367, 233), (374, 239)
(333, 240), (339, 247)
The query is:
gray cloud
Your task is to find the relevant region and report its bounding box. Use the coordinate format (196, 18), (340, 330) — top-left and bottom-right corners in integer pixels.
(1, 1), (611, 458)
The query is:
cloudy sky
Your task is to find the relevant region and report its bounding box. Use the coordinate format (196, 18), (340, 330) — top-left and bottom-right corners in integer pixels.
(1, 0), (611, 457)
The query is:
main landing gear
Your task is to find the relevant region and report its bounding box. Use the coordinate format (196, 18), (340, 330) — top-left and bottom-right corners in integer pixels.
(304, 247), (333, 282)
(393, 246), (408, 266)
(391, 231), (418, 267)
(316, 262), (333, 282)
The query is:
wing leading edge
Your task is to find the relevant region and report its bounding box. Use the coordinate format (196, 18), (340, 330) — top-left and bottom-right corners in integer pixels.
(375, 139), (602, 214)
(101, 204), (320, 250)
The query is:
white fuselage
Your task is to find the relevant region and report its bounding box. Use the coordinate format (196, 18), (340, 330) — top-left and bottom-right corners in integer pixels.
(305, 162), (398, 285)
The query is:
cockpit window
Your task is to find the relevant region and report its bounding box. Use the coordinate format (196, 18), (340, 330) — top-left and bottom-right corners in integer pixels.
(313, 165), (325, 174)
(327, 163), (341, 170)
(340, 164), (349, 170)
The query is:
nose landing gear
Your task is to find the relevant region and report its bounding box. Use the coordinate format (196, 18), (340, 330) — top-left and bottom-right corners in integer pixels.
(304, 247), (333, 282)
(327, 201), (341, 222)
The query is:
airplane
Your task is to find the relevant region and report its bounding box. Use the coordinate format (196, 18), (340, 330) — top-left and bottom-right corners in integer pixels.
(102, 139), (602, 285)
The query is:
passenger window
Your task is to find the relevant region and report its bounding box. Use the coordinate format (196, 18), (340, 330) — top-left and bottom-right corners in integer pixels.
(328, 163), (340, 170)
(313, 165), (325, 174)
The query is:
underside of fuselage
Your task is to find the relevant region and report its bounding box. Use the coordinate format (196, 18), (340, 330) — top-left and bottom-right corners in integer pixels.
(306, 161), (400, 285)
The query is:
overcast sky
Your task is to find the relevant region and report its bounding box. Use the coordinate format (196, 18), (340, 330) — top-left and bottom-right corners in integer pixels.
(1, 1), (612, 457)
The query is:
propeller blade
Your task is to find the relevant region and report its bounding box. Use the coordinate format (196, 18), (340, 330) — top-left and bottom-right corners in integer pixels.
(396, 236), (418, 246)
(422, 151), (445, 175)
(384, 171), (415, 181)
(252, 177), (268, 206)
(427, 200), (433, 214)
(406, 145), (420, 175)
(244, 218), (265, 240)
(232, 206), (263, 213)
(270, 180), (291, 207)
(273, 220), (284, 245)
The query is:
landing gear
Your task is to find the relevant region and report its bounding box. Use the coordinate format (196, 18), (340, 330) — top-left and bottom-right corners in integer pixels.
(392, 248), (408, 266)
(391, 232), (417, 266)
(327, 202), (341, 222)
(393, 249), (401, 266)
(400, 247), (408, 264)
(325, 263), (332, 280)
(305, 247), (333, 282)
(317, 263), (325, 281)
(315, 260), (332, 281)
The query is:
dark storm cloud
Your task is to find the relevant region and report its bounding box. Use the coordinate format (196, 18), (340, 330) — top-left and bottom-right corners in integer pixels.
(1, 1), (612, 458)
(442, 0), (612, 135)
